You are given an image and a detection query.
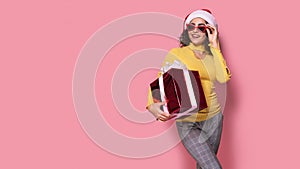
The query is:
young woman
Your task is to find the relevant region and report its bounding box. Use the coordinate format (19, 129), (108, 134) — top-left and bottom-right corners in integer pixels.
(147, 9), (231, 169)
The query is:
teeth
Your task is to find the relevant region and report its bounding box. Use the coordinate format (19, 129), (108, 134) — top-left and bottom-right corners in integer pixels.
(192, 34), (200, 38)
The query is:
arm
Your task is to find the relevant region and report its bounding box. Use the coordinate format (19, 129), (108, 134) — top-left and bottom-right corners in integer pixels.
(206, 24), (232, 83)
(146, 49), (179, 121)
(210, 45), (231, 83)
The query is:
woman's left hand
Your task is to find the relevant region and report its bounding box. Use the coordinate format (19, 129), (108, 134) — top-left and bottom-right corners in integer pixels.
(206, 24), (219, 49)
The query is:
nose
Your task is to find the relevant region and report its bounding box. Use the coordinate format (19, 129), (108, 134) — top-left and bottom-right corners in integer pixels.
(192, 27), (200, 33)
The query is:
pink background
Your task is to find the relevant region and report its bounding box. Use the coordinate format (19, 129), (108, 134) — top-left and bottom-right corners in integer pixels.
(1, 0), (300, 168)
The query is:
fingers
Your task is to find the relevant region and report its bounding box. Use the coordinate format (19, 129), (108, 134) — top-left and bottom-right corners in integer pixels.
(206, 25), (218, 45)
(153, 98), (161, 103)
(157, 101), (166, 106)
(206, 24), (216, 31)
(157, 113), (177, 122)
(206, 24), (217, 36)
(150, 101), (174, 122)
(156, 110), (171, 121)
(161, 112), (171, 118)
(206, 27), (212, 35)
(157, 115), (172, 122)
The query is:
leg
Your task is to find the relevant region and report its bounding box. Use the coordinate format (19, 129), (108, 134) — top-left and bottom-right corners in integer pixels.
(176, 113), (223, 169)
(207, 114), (223, 154)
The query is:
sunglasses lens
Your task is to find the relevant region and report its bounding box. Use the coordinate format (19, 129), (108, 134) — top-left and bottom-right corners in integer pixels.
(186, 24), (195, 31)
(186, 24), (207, 32)
(198, 26), (206, 32)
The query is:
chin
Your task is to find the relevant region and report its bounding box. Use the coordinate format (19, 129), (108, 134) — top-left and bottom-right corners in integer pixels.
(189, 37), (204, 45)
(191, 41), (204, 46)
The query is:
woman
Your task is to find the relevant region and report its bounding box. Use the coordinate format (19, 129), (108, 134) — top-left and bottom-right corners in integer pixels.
(147, 9), (231, 169)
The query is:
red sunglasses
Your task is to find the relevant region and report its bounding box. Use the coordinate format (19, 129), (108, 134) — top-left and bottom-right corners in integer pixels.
(186, 24), (207, 33)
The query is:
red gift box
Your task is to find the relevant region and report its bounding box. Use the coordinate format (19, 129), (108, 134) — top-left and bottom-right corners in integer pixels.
(150, 67), (207, 119)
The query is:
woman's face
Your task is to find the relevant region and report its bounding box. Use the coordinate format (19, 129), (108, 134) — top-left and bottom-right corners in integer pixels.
(187, 18), (207, 46)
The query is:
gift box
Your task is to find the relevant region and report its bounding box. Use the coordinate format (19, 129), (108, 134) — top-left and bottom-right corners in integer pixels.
(150, 61), (207, 119)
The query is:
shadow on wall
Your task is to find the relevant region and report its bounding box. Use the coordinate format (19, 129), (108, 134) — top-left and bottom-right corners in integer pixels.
(219, 79), (239, 169)
(218, 37), (240, 169)
(175, 78), (239, 169)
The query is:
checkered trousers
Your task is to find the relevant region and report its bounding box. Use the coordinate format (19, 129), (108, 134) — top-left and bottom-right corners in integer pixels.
(176, 112), (224, 169)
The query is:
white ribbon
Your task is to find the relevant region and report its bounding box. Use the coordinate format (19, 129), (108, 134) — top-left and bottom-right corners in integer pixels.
(158, 60), (198, 118)
(160, 60), (187, 73)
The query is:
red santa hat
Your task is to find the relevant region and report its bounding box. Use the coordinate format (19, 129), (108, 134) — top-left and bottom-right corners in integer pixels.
(184, 9), (218, 29)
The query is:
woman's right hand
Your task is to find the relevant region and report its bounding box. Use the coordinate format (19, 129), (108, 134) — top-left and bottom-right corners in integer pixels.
(147, 102), (175, 122)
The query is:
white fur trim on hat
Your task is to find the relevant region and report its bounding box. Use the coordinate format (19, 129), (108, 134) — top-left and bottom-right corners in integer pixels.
(184, 9), (217, 29)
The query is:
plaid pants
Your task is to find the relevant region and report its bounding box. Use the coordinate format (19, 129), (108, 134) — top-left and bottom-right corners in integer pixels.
(176, 113), (223, 169)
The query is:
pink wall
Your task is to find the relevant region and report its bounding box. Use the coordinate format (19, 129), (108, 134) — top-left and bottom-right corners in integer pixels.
(1, 0), (300, 168)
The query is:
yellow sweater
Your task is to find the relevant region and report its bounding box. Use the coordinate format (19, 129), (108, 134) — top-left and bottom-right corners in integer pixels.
(147, 43), (231, 122)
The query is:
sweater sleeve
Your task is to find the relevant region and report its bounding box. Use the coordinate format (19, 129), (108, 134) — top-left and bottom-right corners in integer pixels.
(210, 45), (231, 83)
(146, 48), (179, 109)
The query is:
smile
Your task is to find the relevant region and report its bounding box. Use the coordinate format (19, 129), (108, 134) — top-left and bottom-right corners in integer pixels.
(191, 34), (201, 38)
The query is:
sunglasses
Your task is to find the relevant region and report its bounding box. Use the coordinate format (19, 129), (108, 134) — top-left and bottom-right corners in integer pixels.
(186, 23), (207, 33)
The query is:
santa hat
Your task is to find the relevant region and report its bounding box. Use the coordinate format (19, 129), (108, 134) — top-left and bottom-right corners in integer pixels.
(184, 9), (218, 29)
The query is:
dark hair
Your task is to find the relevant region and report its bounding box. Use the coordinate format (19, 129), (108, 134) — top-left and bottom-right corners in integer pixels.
(179, 19), (213, 54)
(179, 29), (191, 47)
(179, 29), (212, 54)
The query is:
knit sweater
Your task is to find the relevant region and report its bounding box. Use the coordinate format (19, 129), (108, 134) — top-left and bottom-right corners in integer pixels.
(147, 43), (231, 122)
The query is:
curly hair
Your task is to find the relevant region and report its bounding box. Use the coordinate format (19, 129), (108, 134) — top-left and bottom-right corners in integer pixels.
(179, 22), (213, 55)
(179, 29), (191, 47)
